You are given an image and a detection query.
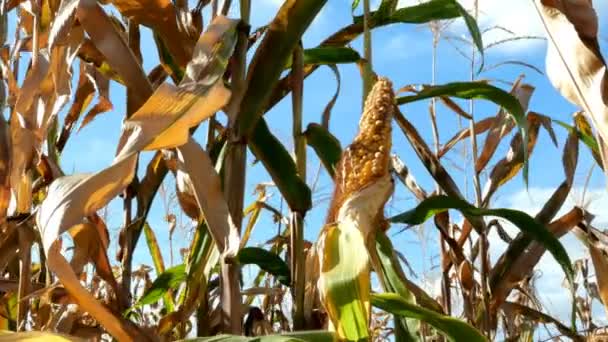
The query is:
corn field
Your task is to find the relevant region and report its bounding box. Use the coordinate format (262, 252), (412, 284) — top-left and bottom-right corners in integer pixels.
(0, 0), (607, 340)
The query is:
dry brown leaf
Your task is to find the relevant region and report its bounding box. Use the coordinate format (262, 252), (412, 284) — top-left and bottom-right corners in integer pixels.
(0, 115), (10, 223)
(56, 62), (95, 152)
(572, 224), (608, 317)
(475, 82), (535, 173)
(438, 117), (496, 159)
(390, 154), (427, 201)
(77, 65), (112, 131)
(36, 16), (235, 340)
(74, 0), (152, 108)
(175, 138), (240, 255)
(538, 0), (608, 173)
(491, 207), (584, 311)
(481, 114), (543, 205)
(535, 128), (579, 224)
(109, 0), (194, 67)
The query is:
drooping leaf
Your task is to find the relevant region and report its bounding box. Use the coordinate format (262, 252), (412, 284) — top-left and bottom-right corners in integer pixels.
(438, 117), (496, 158)
(390, 195), (575, 292)
(480, 114), (543, 204)
(35, 17), (235, 341)
(249, 119), (312, 213)
(502, 302), (583, 341)
(371, 232), (420, 341)
(390, 155), (428, 201)
(237, 247), (290, 286)
(397, 82), (528, 180)
(554, 117), (602, 168)
(110, 0), (194, 67)
(538, 0), (608, 166)
(304, 123), (342, 178)
(491, 208), (583, 313)
(73, 0), (152, 109)
(236, 0), (328, 138)
(266, 0), (479, 120)
(453, 1), (484, 72)
(371, 293), (487, 342)
(284, 47), (360, 69)
(475, 82), (534, 172)
(134, 264), (186, 308)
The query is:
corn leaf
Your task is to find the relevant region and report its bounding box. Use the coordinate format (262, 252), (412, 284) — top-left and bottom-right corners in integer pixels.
(237, 0), (328, 137)
(372, 232), (419, 341)
(371, 293), (487, 342)
(304, 123), (342, 178)
(397, 82), (528, 182)
(284, 47), (360, 69)
(236, 247), (290, 286)
(249, 119), (312, 213)
(318, 223), (370, 342)
(352, 0), (482, 61)
(134, 264), (186, 308)
(554, 119), (602, 168)
(389, 195), (575, 293)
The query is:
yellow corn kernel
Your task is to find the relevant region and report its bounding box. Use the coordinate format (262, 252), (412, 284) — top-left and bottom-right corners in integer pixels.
(327, 77), (395, 222)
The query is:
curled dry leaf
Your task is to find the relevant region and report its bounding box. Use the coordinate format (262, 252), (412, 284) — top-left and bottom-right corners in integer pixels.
(317, 78), (395, 340)
(481, 113), (543, 205)
(35, 16), (236, 340)
(573, 224), (608, 317)
(475, 82), (535, 173)
(538, 0), (608, 172)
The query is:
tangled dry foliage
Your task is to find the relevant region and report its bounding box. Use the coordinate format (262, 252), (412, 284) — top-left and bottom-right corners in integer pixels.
(1, 0), (608, 341)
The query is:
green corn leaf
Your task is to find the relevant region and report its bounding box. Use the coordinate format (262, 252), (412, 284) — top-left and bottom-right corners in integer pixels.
(318, 224), (370, 342)
(396, 82), (528, 184)
(133, 264), (186, 308)
(372, 293), (487, 342)
(554, 119), (602, 168)
(237, 0), (328, 138)
(284, 47), (361, 69)
(352, 0), (482, 63)
(249, 118), (312, 213)
(453, 1), (484, 72)
(389, 195), (575, 294)
(304, 123), (342, 177)
(143, 222), (175, 312)
(373, 232), (419, 341)
(236, 247), (291, 286)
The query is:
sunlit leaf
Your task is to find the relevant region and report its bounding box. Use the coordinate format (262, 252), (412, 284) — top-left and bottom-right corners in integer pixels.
(390, 195), (575, 292)
(237, 247), (290, 286)
(304, 123), (342, 178)
(249, 119), (312, 213)
(135, 264), (186, 308)
(284, 47), (360, 69)
(372, 293), (487, 342)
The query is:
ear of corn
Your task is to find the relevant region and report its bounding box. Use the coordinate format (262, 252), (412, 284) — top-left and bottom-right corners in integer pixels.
(317, 77), (395, 341)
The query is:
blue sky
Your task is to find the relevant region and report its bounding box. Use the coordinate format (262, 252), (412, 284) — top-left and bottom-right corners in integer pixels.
(35, 0), (608, 334)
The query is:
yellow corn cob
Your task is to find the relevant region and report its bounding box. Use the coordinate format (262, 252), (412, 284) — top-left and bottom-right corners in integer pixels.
(327, 77), (395, 223)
